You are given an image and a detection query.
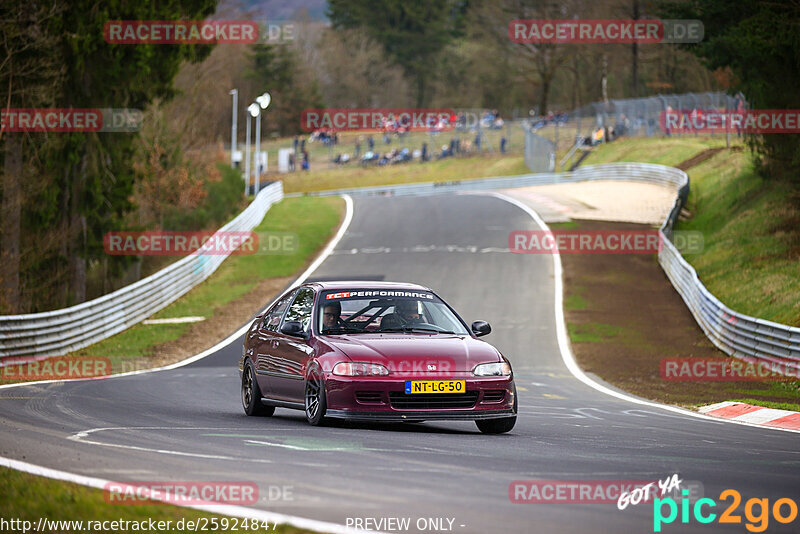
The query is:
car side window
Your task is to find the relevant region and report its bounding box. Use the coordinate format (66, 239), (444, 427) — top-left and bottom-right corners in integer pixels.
(263, 291), (295, 332)
(282, 288), (314, 332)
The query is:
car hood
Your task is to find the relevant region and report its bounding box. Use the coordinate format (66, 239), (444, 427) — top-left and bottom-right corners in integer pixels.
(326, 333), (501, 372)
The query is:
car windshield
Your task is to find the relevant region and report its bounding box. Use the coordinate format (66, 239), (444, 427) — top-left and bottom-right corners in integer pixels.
(318, 289), (469, 336)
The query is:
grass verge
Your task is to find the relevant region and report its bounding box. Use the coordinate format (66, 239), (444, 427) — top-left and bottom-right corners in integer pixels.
(0, 467), (314, 534)
(676, 151), (800, 325)
(580, 135), (736, 167)
(281, 153), (527, 194)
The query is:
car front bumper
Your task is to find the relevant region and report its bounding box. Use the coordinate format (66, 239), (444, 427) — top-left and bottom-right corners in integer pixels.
(324, 408), (514, 422)
(324, 374), (516, 421)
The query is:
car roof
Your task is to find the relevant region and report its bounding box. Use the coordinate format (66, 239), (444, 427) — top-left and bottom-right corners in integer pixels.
(305, 280), (433, 292)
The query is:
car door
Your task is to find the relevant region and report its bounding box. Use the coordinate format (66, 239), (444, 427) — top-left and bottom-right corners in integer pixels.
(251, 290), (295, 398)
(269, 287), (315, 403)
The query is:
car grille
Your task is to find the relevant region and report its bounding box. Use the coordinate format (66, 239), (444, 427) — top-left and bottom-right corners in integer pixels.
(482, 390), (506, 403)
(389, 391), (479, 410)
(355, 391), (384, 404)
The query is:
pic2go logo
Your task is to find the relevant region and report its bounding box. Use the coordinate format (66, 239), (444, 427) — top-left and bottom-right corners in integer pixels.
(653, 489), (798, 532)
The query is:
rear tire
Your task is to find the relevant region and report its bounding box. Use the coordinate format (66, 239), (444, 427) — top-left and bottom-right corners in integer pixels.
(242, 362), (275, 417)
(476, 385), (517, 434)
(304, 368), (327, 426)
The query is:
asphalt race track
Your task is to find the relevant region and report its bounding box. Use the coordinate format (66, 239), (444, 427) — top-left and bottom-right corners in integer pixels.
(1, 193), (798, 533)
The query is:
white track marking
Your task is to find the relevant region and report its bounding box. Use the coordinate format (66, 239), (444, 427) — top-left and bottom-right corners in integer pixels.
(698, 401), (737, 413)
(68, 426), (276, 463)
(486, 192), (800, 435)
(732, 408), (798, 425)
(244, 439), (347, 451)
(143, 316), (206, 324)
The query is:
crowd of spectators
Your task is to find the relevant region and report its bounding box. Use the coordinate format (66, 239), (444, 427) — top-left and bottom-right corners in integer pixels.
(529, 110), (569, 131)
(286, 109), (514, 172)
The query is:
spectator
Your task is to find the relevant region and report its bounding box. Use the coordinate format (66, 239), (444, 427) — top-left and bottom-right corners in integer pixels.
(474, 132), (481, 152)
(293, 136), (299, 154)
(367, 135), (374, 150)
(289, 152), (295, 171)
(664, 105), (673, 137)
(360, 151), (375, 166)
(500, 137), (507, 154)
(302, 150), (309, 170)
(355, 137), (362, 158)
(421, 142), (428, 162)
(300, 138), (306, 152)
(591, 127), (604, 146)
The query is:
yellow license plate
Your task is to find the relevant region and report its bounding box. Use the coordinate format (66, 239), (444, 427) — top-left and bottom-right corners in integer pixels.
(405, 380), (465, 394)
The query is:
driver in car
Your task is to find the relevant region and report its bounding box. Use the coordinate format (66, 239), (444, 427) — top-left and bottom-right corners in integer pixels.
(322, 301), (343, 332)
(381, 300), (424, 330)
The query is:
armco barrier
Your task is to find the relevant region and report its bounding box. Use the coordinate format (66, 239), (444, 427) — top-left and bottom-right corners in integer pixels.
(0, 182), (283, 358)
(293, 163), (800, 370)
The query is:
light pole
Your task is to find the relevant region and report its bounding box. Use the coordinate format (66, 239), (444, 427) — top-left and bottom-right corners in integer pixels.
(229, 89), (238, 168)
(246, 103), (259, 195)
(253, 92), (271, 194)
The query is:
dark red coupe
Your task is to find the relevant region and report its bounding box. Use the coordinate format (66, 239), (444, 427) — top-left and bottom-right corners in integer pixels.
(239, 281), (517, 433)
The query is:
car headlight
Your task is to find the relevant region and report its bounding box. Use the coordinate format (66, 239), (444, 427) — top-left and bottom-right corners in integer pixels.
(332, 362), (389, 376)
(472, 362), (512, 377)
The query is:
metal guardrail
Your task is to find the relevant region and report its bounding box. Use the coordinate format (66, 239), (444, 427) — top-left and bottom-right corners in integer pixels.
(0, 182), (284, 358)
(657, 192), (800, 373)
(288, 163), (686, 198)
(291, 163), (800, 369)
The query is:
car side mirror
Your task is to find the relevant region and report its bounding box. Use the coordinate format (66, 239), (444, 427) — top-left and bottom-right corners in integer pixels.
(471, 320), (491, 337)
(280, 321), (307, 338)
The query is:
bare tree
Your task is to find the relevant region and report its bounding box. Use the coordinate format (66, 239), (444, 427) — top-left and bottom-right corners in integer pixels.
(473, 0), (589, 114)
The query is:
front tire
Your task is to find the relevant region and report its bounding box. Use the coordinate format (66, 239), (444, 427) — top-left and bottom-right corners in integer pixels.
(476, 386), (517, 434)
(304, 368), (327, 426)
(242, 362), (275, 417)
(475, 415), (516, 434)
